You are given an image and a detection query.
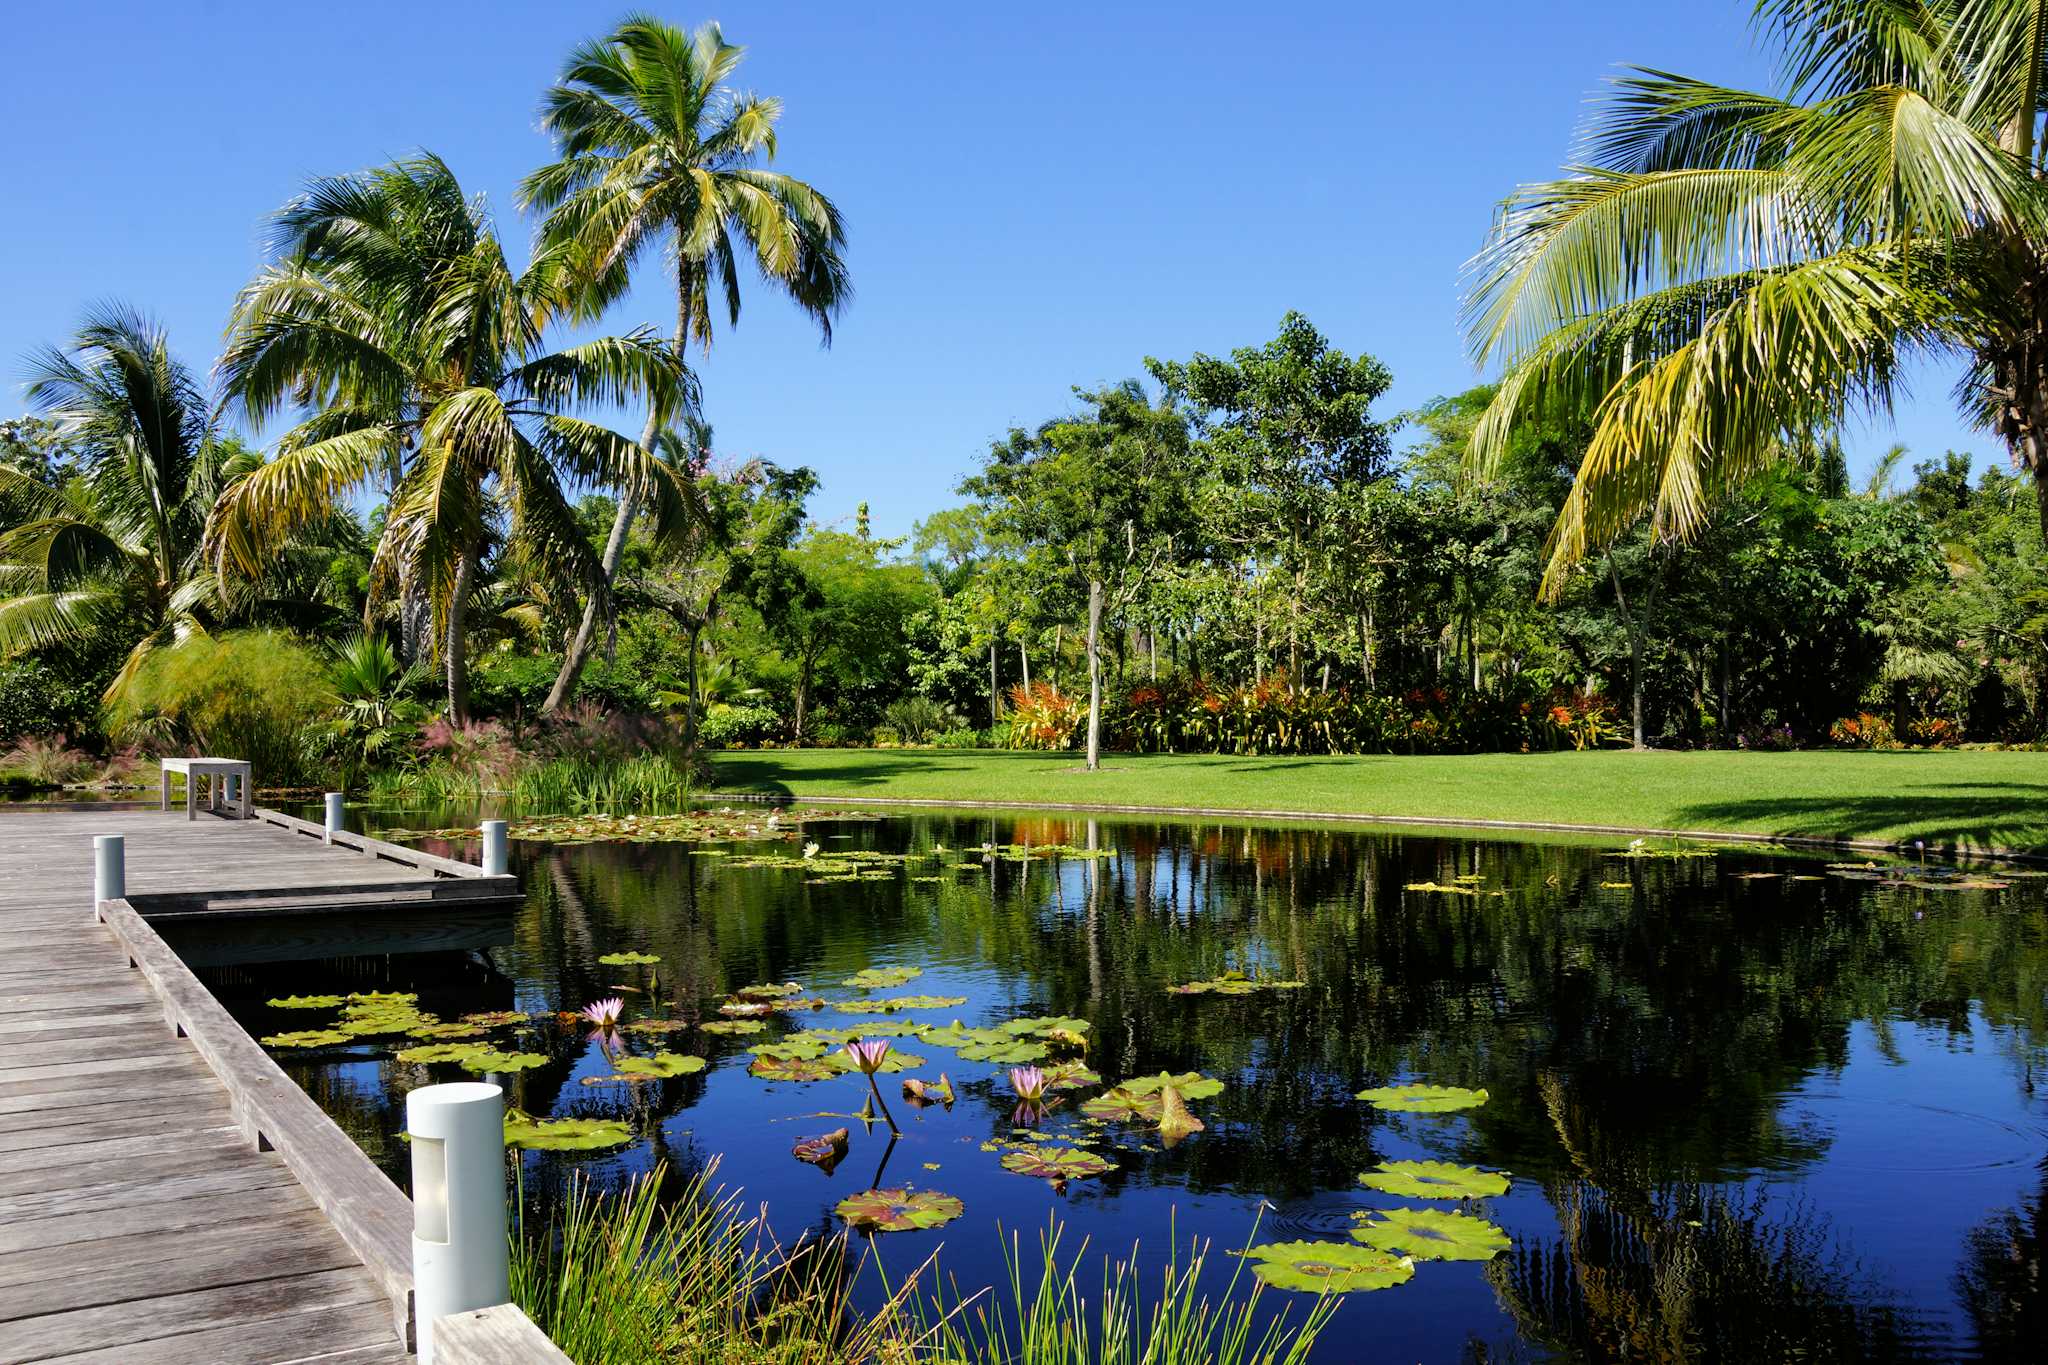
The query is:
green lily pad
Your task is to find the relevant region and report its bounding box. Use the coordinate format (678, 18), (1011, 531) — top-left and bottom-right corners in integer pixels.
(458, 1050), (549, 1074)
(843, 966), (924, 990)
(1357, 1160), (1510, 1199)
(267, 994), (344, 1009)
(460, 1011), (529, 1028)
(1240, 1240), (1414, 1293)
(262, 1028), (351, 1048)
(1355, 1084), (1489, 1113)
(407, 1022), (489, 1040)
(825, 1048), (924, 1075)
(597, 951), (660, 966)
(1351, 1208), (1510, 1261)
(1122, 1071), (1225, 1101)
(503, 1112), (633, 1151)
(958, 1039), (1049, 1064)
(833, 1186), (965, 1232)
(734, 981), (806, 1000)
(749, 1037), (830, 1061)
(1080, 1086), (1160, 1122)
(619, 1019), (681, 1035)
(1169, 972), (1307, 996)
(999, 1146), (1116, 1180)
(396, 1042), (491, 1064)
(830, 995), (968, 1014)
(612, 1052), (706, 1078)
(1000, 1016), (1092, 1038)
(749, 1055), (838, 1082)
(1042, 1062), (1101, 1091)
(698, 1020), (766, 1035)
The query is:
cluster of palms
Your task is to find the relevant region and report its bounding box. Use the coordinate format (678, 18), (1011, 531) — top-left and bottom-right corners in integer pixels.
(0, 17), (845, 725)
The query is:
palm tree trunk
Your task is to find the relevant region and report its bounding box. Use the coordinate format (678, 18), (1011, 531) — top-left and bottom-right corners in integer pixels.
(988, 640), (998, 727)
(544, 408), (659, 712)
(1086, 577), (1103, 771)
(445, 549), (474, 726)
(684, 624), (702, 750)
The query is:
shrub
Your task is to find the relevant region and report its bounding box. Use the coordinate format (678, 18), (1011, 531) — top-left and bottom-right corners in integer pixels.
(0, 735), (96, 786)
(1908, 715), (1963, 748)
(1006, 682), (1085, 750)
(1829, 712), (1897, 749)
(698, 703), (781, 748)
(418, 717), (524, 788)
(542, 702), (679, 765)
(106, 631), (332, 786)
(0, 659), (101, 743)
(932, 725), (992, 749)
(883, 695), (955, 744)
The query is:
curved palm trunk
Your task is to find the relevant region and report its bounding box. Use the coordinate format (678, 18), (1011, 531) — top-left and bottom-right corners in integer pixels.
(445, 549), (474, 726)
(1085, 577), (1103, 770)
(544, 408), (660, 712)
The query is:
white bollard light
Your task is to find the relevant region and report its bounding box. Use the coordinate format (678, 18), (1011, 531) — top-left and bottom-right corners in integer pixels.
(407, 1082), (509, 1364)
(324, 791), (345, 842)
(480, 819), (509, 877)
(92, 834), (125, 920)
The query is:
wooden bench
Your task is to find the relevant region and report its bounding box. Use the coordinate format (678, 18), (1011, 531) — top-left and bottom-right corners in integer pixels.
(159, 756), (254, 820)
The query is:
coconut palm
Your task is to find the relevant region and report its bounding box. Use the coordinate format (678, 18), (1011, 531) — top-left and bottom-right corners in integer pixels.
(0, 306), (248, 695)
(1465, 1), (2048, 596)
(209, 153), (693, 722)
(520, 15), (849, 712)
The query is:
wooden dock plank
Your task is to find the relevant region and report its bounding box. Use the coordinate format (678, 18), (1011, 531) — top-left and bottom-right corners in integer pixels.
(0, 1265), (383, 1364)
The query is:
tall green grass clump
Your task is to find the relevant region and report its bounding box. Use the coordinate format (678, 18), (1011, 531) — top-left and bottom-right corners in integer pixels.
(106, 629), (332, 786)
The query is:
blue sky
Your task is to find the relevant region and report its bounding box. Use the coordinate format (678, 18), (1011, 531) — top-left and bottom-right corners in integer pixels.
(0, 1), (1988, 537)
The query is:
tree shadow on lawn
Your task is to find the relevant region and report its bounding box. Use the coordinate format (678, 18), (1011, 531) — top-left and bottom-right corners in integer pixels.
(1675, 783), (2048, 855)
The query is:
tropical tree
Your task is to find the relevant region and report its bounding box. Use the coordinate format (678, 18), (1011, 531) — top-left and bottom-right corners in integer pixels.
(522, 15), (849, 712)
(209, 153), (692, 723)
(1465, 0), (2048, 595)
(0, 307), (249, 695)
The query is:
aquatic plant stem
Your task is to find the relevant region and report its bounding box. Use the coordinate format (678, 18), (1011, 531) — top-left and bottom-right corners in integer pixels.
(866, 1074), (901, 1136)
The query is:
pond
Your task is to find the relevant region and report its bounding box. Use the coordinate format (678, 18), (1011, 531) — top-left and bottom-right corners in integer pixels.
(190, 806), (2047, 1361)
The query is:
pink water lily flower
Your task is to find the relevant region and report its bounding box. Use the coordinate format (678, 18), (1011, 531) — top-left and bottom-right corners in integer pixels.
(581, 997), (625, 1029)
(843, 1038), (892, 1075)
(1009, 1065), (1047, 1103)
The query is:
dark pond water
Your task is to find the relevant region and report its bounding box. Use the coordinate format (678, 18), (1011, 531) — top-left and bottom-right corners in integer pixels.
(186, 807), (2047, 1362)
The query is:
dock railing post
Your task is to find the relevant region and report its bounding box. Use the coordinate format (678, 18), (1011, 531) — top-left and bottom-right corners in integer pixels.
(407, 1082), (509, 1365)
(93, 834), (124, 920)
(481, 819), (508, 877)
(324, 792), (345, 843)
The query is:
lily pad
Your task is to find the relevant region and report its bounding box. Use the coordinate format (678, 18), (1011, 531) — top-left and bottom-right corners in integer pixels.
(1000, 1015), (1092, 1038)
(749, 1055), (838, 1082)
(612, 1052), (706, 1078)
(957, 1039), (1049, 1064)
(1122, 1071), (1225, 1101)
(1240, 1240), (1414, 1293)
(1357, 1159), (1510, 1199)
(262, 1028), (351, 1048)
(460, 1011), (530, 1028)
(843, 966), (924, 990)
(999, 1146), (1116, 1181)
(735, 981), (806, 1000)
(503, 1112), (633, 1151)
(903, 1074), (955, 1106)
(794, 1128), (849, 1169)
(619, 1019), (682, 1035)
(1042, 1062), (1101, 1091)
(267, 994), (344, 1009)
(749, 1037), (831, 1061)
(834, 1186), (965, 1232)
(406, 1022), (489, 1040)
(597, 951), (661, 966)
(1351, 1208), (1510, 1261)
(698, 1020), (766, 1035)
(827, 1048), (925, 1075)
(830, 995), (969, 1014)
(458, 1050), (549, 1074)
(396, 1042), (491, 1064)
(1355, 1083), (1489, 1113)
(1169, 972), (1307, 996)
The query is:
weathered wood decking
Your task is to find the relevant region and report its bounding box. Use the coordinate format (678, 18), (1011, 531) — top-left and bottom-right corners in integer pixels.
(0, 805), (526, 1364)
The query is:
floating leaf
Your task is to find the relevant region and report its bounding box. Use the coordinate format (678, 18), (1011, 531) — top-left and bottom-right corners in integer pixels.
(1355, 1084), (1489, 1113)
(903, 1074), (955, 1107)
(957, 1039), (1048, 1064)
(830, 995), (969, 1014)
(458, 1050), (549, 1073)
(262, 1028), (351, 1048)
(598, 951), (661, 966)
(794, 1128), (849, 1170)
(504, 1112), (632, 1151)
(749, 1055), (838, 1082)
(750, 1037), (831, 1061)
(827, 1048), (925, 1075)
(612, 1052), (706, 1079)
(396, 1042), (491, 1064)
(1404, 882), (1479, 895)
(719, 1001), (776, 1017)
(619, 1019), (681, 1035)
(267, 994), (343, 1009)
(1042, 1062), (1101, 1091)
(735, 982), (806, 1000)
(1169, 973), (1306, 996)
(698, 1020), (766, 1036)
(834, 1186), (965, 1232)
(1081, 1087), (1160, 1122)
(1157, 1082), (1205, 1148)
(843, 967), (924, 990)
(999, 1147), (1115, 1181)
(460, 1011), (530, 1028)
(1240, 1240), (1414, 1293)
(1000, 1016), (1092, 1038)
(1123, 1071), (1224, 1101)
(1357, 1160), (1509, 1199)
(407, 1022), (489, 1040)
(1351, 1208), (1510, 1261)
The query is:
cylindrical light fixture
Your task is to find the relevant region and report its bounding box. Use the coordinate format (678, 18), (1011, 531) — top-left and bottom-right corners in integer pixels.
(481, 819), (509, 877)
(324, 791), (345, 842)
(407, 1081), (509, 1363)
(93, 834), (125, 920)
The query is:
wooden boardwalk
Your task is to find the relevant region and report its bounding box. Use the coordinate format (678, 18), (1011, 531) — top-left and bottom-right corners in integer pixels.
(0, 806), (511, 1365)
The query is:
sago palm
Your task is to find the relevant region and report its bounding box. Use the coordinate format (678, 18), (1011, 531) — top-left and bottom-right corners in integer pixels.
(1465, 0), (2048, 596)
(521, 15), (849, 712)
(0, 306), (245, 695)
(210, 153), (693, 722)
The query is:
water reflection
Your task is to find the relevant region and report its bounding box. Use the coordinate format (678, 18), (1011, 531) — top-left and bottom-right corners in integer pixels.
(194, 811), (2048, 1361)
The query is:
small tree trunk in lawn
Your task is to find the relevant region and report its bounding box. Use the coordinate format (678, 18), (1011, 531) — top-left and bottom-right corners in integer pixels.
(1086, 577), (1103, 771)
(989, 640), (998, 727)
(1020, 638), (1030, 690)
(445, 549), (474, 727)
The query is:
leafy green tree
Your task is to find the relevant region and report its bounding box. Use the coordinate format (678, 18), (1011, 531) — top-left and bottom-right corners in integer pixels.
(964, 383), (1196, 767)
(1466, 1), (2048, 591)
(523, 15), (848, 712)
(210, 154), (692, 723)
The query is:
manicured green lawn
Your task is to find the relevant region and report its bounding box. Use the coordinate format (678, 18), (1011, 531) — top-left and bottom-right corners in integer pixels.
(708, 747), (2048, 854)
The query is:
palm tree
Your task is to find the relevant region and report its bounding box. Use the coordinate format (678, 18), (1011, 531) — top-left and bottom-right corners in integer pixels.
(0, 306), (247, 695)
(1464, 1), (2048, 596)
(209, 153), (693, 723)
(520, 15), (849, 713)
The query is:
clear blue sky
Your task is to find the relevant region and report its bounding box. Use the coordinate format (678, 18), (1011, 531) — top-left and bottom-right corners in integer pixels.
(0, 1), (1987, 538)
